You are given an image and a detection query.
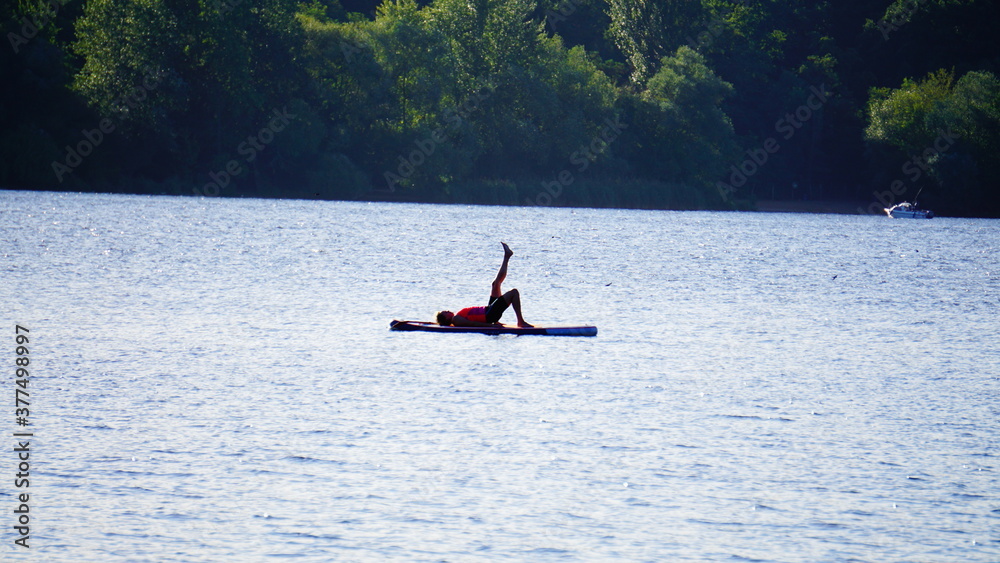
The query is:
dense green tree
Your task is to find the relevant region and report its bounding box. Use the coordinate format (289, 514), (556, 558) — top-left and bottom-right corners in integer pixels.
(538, 0), (618, 65)
(1, 0), (91, 189)
(298, 14), (393, 196)
(866, 69), (954, 153)
(72, 0), (314, 190)
(866, 69), (1000, 216)
(2, 0), (997, 215)
(863, 0), (1000, 87)
(607, 0), (706, 84)
(617, 46), (737, 205)
(369, 0), (450, 130)
(73, 0), (180, 132)
(428, 0), (540, 81)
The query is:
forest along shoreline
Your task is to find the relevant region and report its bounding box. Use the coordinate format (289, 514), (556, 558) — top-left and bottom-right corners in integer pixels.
(2, 1), (998, 217)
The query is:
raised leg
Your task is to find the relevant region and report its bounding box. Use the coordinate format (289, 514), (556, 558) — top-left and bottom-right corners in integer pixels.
(491, 242), (514, 298)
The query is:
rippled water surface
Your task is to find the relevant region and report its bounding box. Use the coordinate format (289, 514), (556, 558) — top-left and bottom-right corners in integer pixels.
(3, 190), (999, 561)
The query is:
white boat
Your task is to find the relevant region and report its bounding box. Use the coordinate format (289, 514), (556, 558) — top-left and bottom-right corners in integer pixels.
(884, 202), (933, 219)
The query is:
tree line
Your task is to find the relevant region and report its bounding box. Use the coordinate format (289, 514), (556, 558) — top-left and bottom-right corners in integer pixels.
(2, 0), (998, 215)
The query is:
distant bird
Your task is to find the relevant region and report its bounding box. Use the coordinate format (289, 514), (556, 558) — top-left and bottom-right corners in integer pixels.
(605, 282), (612, 286)
(832, 275), (838, 280)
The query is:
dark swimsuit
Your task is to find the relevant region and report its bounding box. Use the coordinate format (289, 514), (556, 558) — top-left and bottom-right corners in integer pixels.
(457, 295), (510, 324)
(484, 294), (510, 323)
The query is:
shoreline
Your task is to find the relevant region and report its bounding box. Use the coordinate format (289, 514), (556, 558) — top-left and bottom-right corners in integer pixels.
(0, 187), (906, 218)
(755, 199), (873, 215)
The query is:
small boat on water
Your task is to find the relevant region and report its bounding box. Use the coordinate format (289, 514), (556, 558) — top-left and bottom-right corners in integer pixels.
(885, 202), (934, 219)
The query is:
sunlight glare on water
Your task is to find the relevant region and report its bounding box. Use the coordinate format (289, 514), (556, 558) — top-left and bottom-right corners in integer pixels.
(2, 191), (998, 561)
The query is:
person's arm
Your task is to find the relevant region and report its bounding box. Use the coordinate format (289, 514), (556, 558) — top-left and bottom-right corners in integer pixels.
(452, 315), (502, 327)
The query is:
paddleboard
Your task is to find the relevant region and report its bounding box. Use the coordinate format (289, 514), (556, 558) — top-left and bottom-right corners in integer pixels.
(390, 320), (597, 337)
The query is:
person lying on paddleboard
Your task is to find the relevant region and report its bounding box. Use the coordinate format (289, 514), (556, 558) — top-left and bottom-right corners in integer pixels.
(436, 242), (533, 328)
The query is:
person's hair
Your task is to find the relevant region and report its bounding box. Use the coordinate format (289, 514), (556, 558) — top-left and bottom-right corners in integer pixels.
(436, 311), (452, 326)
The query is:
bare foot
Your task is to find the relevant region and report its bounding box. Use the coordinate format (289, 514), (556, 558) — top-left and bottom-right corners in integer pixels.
(501, 241), (513, 258)
(517, 321), (534, 328)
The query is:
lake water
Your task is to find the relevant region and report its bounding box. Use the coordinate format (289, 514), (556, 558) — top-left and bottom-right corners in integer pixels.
(2, 190), (999, 562)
